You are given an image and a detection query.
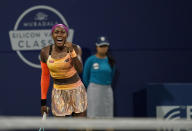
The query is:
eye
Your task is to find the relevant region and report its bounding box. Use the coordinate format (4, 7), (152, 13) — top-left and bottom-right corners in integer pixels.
(54, 30), (59, 34)
(61, 30), (66, 34)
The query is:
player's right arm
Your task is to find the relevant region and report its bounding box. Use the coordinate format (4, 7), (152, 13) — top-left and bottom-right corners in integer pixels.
(40, 47), (50, 115)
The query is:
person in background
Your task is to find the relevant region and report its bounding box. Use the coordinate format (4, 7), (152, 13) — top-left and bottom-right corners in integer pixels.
(40, 24), (87, 117)
(83, 36), (115, 118)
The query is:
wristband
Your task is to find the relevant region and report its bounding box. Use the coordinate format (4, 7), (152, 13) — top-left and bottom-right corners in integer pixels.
(41, 99), (47, 106)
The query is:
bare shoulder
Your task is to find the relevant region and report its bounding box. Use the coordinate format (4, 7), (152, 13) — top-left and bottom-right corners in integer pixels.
(40, 45), (51, 62)
(41, 46), (50, 53)
(72, 43), (79, 48)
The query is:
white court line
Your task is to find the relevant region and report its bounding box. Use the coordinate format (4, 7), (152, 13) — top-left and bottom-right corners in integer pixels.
(0, 117), (191, 130)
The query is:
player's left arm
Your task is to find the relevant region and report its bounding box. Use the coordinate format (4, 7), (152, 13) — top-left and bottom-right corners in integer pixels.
(71, 44), (83, 73)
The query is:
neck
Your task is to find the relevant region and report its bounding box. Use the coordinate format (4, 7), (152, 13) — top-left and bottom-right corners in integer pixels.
(96, 53), (107, 58)
(54, 44), (65, 52)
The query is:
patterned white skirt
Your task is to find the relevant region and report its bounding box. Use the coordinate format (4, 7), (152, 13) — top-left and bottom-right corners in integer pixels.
(51, 84), (87, 116)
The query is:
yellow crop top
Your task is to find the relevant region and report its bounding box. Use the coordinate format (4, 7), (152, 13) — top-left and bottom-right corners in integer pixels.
(47, 53), (77, 79)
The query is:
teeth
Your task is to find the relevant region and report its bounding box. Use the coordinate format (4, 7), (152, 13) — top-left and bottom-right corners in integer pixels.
(57, 37), (63, 40)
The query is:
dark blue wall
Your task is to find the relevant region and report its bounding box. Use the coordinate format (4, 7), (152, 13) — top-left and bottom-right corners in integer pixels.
(0, 0), (192, 116)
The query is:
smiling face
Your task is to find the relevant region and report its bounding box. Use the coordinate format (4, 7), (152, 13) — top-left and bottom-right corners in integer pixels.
(52, 26), (68, 47)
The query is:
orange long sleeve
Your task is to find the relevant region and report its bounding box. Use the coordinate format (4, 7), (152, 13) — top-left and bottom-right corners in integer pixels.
(41, 62), (50, 99)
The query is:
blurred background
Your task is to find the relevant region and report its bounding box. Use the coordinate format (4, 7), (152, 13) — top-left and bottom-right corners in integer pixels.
(1, 0), (192, 119)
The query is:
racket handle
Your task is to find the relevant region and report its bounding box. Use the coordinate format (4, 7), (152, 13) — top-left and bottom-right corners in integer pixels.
(42, 112), (46, 120)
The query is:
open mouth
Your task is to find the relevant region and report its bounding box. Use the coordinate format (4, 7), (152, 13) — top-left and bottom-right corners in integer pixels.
(56, 38), (63, 43)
